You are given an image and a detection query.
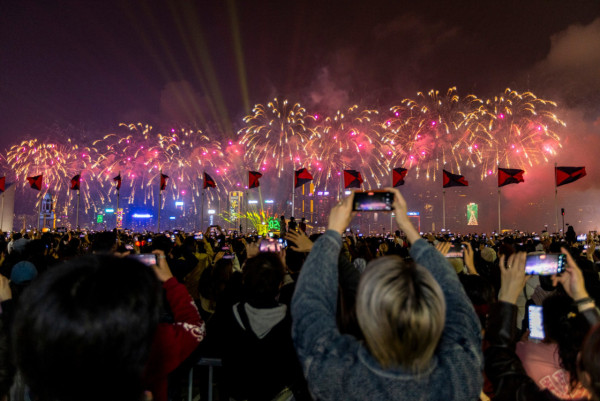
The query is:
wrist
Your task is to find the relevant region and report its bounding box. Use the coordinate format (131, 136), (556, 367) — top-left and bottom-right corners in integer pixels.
(498, 289), (519, 305)
(326, 225), (345, 235)
(574, 296), (595, 311)
(573, 291), (591, 303)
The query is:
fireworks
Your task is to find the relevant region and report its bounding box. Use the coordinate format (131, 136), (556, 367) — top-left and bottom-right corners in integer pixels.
(6, 138), (96, 210)
(91, 123), (172, 207)
(238, 99), (316, 176)
(383, 88), (474, 181)
(1, 87), (567, 225)
(308, 106), (387, 189)
(471, 88), (565, 178)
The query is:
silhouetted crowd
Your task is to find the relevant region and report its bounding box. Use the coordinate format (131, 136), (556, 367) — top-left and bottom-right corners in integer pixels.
(2, 190), (600, 401)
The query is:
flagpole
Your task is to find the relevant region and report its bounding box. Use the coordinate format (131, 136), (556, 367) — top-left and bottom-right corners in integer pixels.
(201, 187), (205, 233)
(390, 169), (393, 233)
(37, 192), (42, 231)
(157, 171), (162, 233)
(554, 162), (559, 235)
(157, 190), (162, 233)
(245, 173), (249, 235)
(0, 192), (4, 232)
(498, 188), (501, 234)
(116, 189), (119, 230)
(442, 189), (446, 232)
(76, 188), (80, 229)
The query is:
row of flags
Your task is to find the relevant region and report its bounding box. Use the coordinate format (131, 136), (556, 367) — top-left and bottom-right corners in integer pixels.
(12, 166), (587, 193)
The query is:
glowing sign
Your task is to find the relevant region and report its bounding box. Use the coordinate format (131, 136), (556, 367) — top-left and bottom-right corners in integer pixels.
(132, 213), (152, 219)
(268, 217), (281, 231)
(105, 208), (115, 213)
(116, 208), (123, 229)
(467, 203), (478, 226)
(407, 212), (420, 216)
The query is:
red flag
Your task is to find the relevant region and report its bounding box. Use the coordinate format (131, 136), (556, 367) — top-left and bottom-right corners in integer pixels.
(0, 177), (5, 193)
(113, 173), (122, 190)
(498, 168), (524, 187)
(344, 170), (364, 189)
(160, 173), (169, 191)
(27, 175), (43, 191)
(203, 172), (216, 189)
(70, 174), (81, 190)
(248, 171), (262, 188)
(294, 168), (313, 188)
(556, 166), (586, 187)
(442, 170), (468, 188)
(392, 167), (408, 187)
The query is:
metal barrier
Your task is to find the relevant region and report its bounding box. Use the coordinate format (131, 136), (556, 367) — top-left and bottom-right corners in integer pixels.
(187, 357), (222, 401)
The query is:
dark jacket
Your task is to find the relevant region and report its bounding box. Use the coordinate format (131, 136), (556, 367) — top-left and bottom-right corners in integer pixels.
(213, 301), (308, 401)
(0, 301), (12, 398)
(484, 301), (600, 401)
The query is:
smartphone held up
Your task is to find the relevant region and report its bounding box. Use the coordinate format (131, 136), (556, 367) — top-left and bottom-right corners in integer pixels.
(352, 191), (394, 212)
(259, 238), (284, 253)
(525, 253), (566, 275)
(129, 253), (158, 267)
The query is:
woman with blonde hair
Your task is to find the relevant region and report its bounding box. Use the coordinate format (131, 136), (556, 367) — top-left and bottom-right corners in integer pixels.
(292, 188), (482, 400)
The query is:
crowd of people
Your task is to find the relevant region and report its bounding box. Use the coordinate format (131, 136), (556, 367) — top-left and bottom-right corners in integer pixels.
(1, 187), (600, 401)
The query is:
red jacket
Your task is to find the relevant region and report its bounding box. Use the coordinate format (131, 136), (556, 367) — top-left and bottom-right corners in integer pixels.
(143, 277), (205, 401)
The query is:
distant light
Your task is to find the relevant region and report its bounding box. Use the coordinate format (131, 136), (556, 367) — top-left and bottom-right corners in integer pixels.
(248, 200), (258, 204)
(105, 208), (115, 213)
(208, 209), (216, 215)
(324, 191), (329, 195)
(498, 114), (505, 119)
(317, 191), (323, 196)
(169, 216), (176, 220)
(407, 212), (420, 216)
(132, 213), (152, 219)
(344, 190), (351, 195)
(175, 201), (184, 207)
(264, 200), (274, 204)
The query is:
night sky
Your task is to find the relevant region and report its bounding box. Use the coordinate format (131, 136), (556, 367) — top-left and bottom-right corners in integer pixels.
(1, 0), (600, 231)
